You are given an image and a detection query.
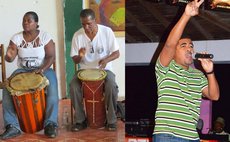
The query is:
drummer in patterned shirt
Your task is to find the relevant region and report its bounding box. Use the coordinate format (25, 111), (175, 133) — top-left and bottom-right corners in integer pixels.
(0, 11), (58, 140)
(153, 0), (220, 141)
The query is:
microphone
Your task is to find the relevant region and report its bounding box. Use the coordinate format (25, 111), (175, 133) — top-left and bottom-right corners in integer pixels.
(195, 53), (214, 59)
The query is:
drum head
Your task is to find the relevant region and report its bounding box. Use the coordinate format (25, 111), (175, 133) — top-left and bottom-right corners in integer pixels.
(9, 72), (44, 91)
(6, 72), (49, 96)
(78, 69), (107, 81)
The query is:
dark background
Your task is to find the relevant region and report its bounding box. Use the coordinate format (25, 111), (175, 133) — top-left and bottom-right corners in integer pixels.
(212, 63), (230, 132)
(125, 62), (230, 136)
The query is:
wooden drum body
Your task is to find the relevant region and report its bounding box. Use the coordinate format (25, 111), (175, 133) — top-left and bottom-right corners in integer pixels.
(78, 69), (107, 128)
(6, 72), (49, 133)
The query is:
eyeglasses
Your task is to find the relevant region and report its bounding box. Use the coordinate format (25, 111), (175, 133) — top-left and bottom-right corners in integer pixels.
(89, 42), (94, 53)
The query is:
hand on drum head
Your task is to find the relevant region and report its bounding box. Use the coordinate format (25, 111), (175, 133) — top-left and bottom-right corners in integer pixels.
(34, 68), (44, 74)
(79, 48), (86, 58)
(98, 59), (107, 69)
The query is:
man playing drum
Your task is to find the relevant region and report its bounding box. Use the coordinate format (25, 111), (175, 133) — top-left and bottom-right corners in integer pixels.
(0, 11), (59, 139)
(70, 9), (120, 131)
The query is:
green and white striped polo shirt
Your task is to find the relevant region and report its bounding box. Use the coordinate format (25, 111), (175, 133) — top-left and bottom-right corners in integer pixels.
(153, 59), (208, 140)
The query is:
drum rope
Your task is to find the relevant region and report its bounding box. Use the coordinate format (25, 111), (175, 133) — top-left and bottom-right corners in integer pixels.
(83, 81), (104, 95)
(83, 81), (104, 124)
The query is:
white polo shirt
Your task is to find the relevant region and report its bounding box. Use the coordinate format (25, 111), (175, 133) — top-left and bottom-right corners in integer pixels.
(70, 24), (119, 71)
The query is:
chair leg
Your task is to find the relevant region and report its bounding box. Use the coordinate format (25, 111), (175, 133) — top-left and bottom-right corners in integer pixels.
(70, 100), (74, 125)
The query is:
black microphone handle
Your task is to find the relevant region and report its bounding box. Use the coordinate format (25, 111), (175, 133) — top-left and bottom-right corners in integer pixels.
(195, 53), (214, 59)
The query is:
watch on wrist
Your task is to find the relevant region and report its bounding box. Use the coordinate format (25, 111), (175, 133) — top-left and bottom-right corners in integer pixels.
(206, 70), (214, 75)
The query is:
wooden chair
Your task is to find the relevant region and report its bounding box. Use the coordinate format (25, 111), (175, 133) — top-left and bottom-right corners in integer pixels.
(0, 44), (6, 104)
(0, 44), (6, 89)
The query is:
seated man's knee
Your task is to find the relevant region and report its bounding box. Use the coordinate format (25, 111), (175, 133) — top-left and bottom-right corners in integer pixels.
(70, 76), (79, 86)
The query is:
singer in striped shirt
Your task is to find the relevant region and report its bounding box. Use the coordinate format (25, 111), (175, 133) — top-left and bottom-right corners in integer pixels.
(153, 0), (220, 141)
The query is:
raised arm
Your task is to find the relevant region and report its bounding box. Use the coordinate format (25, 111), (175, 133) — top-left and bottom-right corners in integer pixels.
(71, 48), (86, 65)
(200, 58), (220, 100)
(159, 0), (204, 67)
(5, 41), (18, 62)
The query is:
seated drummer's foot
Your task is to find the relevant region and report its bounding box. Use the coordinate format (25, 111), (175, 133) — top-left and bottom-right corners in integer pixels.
(71, 120), (87, 132)
(44, 123), (58, 138)
(106, 123), (117, 131)
(0, 124), (21, 140)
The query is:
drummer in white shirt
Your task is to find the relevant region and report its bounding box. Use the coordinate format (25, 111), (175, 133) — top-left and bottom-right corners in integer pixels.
(69, 8), (120, 131)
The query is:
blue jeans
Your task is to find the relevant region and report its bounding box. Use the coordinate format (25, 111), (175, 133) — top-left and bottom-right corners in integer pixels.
(2, 68), (59, 130)
(153, 134), (200, 142)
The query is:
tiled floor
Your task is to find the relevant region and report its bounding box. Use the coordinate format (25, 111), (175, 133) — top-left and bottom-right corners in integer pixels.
(0, 99), (125, 142)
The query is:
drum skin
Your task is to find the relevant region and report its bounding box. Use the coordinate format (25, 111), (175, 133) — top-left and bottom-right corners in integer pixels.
(78, 69), (107, 128)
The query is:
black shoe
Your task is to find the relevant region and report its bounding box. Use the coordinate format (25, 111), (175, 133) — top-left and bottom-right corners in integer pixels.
(44, 123), (58, 138)
(106, 123), (117, 131)
(0, 124), (21, 140)
(71, 120), (87, 132)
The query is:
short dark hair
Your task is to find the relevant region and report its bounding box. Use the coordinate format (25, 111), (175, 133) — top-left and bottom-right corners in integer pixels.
(181, 33), (192, 40)
(24, 11), (39, 28)
(80, 9), (95, 20)
(24, 11), (39, 22)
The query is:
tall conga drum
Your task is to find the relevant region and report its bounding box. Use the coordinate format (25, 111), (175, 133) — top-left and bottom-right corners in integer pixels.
(6, 72), (49, 133)
(78, 69), (107, 128)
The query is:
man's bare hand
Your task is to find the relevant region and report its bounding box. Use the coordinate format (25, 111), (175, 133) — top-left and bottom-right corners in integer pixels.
(185, 0), (204, 16)
(79, 48), (86, 58)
